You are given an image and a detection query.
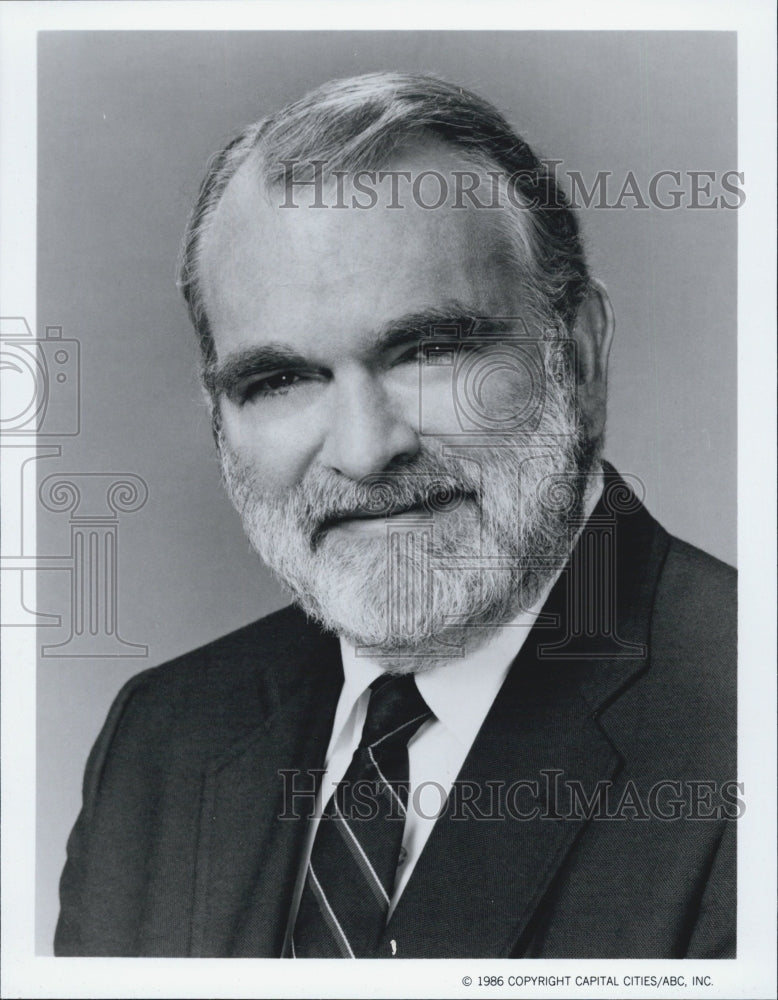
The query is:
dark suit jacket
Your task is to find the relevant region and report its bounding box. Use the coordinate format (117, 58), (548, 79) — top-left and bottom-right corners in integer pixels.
(55, 470), (736, 958)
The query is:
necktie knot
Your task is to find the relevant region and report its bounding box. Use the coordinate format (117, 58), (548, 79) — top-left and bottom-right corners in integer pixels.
(358, 673), (432, 753)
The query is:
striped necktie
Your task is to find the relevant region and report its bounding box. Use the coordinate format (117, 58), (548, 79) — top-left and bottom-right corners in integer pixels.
(291, 672), (432, 958)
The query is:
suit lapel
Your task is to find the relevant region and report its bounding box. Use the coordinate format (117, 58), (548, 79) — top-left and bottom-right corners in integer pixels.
(381, 654), (623, 956)
(190, 623), (343, 957)
(383, 470), (671, 958)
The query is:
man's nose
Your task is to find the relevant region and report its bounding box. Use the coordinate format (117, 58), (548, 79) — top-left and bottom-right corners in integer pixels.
(319, 370), (420, 481)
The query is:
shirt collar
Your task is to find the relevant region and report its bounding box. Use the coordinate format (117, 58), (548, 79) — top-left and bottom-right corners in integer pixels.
(337, 592), (548, 747)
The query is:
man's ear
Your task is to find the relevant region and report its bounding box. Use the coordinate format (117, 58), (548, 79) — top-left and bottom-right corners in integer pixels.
(572, 278), (614, 443)
(200, 382), (223, 448)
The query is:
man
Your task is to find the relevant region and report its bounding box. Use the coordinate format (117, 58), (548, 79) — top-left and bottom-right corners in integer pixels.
(55, 73), (736, 958)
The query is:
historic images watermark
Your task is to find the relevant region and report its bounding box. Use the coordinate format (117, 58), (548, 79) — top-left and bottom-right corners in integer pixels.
(276, 161), (746, 211)
(278, 769), (745, 823)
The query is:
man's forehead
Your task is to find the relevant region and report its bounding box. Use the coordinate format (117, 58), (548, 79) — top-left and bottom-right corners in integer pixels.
(199, 140), (523, 357)
(209, 140), (508, 231)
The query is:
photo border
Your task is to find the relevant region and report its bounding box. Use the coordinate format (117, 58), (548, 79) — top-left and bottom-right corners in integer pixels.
(1, 2), (775, 998)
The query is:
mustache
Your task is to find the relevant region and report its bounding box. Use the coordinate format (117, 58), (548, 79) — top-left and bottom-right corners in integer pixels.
(286, 454), (487, 548)
(313, 478), (478, 545)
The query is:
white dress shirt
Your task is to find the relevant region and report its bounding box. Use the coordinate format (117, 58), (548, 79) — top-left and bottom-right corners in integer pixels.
(284, 470), (602, 946)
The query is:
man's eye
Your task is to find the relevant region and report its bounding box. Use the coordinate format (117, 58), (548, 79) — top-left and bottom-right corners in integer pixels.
(423, 343), (458, 366)
(395, 344), (424, 365)
(242, 371), (305, 401)
(396, 343), (457, 366)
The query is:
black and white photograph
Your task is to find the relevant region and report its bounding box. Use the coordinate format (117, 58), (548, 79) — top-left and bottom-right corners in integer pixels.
(1, 2), (775, 998)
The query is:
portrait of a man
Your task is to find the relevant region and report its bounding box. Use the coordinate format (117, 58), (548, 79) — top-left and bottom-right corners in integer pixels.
(52, 67), (736, 959)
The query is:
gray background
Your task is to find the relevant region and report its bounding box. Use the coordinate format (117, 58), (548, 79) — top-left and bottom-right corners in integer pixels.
(36, 31), (737, 952)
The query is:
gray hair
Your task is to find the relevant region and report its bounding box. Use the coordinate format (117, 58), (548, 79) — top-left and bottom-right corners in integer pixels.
(178, 72), (590, 376)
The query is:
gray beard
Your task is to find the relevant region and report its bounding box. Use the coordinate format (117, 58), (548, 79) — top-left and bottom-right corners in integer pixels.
(219, 368), (593, 673)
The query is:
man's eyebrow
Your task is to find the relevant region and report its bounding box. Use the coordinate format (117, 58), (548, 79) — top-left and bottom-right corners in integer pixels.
(204, 344), (311, 398)
(373, 306), (521, 349)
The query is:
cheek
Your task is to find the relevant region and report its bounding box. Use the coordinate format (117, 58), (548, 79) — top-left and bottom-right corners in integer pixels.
(411, 368), (465, 436)
(415, 352), (541, 437)
(475, 367), (538, 423)
(218, 405), (321, 493)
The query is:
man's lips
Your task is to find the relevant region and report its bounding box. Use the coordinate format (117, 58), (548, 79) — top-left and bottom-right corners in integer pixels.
(319, 501), (430, 533)
(312, 490), (476, 545)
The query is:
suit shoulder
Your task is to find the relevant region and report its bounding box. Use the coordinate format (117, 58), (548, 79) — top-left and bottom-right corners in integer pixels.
(100, 604), (336, 755)
(660, 536), (735, 593)
(126, 603), (316, 692)
(647, 536), (736, 748)
(655, 537), (736, 641)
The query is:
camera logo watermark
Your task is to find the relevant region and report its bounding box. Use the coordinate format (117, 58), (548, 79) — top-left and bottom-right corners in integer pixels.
(0, 316), (149, 657)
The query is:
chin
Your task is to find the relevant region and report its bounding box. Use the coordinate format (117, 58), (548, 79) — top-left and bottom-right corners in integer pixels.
(286, 549), (528, 667)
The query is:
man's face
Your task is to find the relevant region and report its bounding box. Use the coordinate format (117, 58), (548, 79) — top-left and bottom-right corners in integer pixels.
(200, 143), (586, 666)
